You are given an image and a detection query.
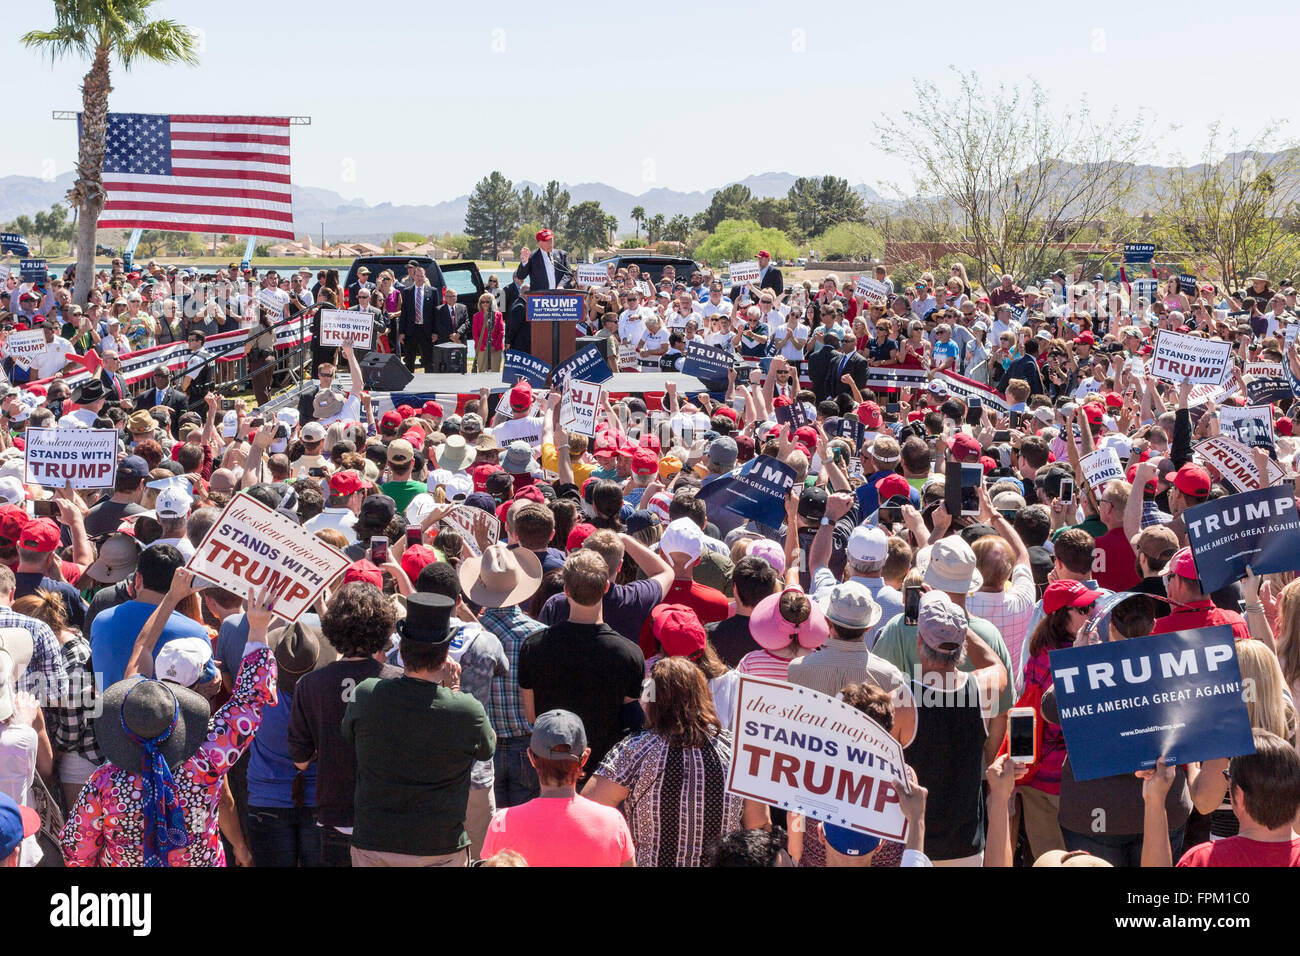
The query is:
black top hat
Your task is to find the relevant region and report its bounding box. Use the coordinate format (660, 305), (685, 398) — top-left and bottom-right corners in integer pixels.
(397, 593), (455, 645)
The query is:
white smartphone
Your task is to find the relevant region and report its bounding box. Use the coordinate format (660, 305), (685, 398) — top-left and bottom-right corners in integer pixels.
(1008, 707), (1036, 766)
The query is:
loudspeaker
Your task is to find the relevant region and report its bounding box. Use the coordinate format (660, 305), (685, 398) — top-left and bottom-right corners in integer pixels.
(434, 342), (467, 374)
(358, 351), (414, 392)
(576, 331), (616, 370)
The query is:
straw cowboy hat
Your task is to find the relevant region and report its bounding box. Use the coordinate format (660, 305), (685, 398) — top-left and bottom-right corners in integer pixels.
(457, 543), (543, 609)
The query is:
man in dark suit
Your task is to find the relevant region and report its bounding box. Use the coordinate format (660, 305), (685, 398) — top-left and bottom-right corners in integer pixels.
(824, 336), (869, 403)
(346, 287), (385, 358)
(503, 268), (527, 316)
(503, 294), (529, 352)
(521, 229), (572, 291)
(135, 365), (189, 433)
(805, 333), (841, 405)
(996, 335), (1045, 396)
(755, 250), (783, 297)
(346, 266), (375, 306)
(98, 348), (131, 408)
(399, 264), (438, 373)
(436, 288), (470, 346)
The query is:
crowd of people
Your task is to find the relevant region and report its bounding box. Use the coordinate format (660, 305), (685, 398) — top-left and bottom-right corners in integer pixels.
(2, 242), (1300, 870)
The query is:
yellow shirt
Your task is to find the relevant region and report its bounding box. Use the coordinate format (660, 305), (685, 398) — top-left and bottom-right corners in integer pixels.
(541, 442), (598, 486)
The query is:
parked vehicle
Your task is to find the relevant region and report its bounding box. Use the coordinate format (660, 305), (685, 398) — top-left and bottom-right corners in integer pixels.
(340, 256), (485, 308)
(592, 254), (703, 285)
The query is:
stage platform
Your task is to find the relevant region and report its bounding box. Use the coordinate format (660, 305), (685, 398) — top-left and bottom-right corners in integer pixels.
(396, 371), (711, 395)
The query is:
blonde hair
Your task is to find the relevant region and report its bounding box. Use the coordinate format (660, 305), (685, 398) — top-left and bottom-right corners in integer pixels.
(1238, 639), (1297, 741)
(1275, 579), (1300, 692)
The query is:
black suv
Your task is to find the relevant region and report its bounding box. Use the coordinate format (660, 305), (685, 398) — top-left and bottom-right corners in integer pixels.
(340, 256), (486, 308)
(593, 254), (703, 285)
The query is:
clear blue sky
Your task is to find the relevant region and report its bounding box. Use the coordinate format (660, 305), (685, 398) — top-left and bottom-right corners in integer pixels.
(6, 0), (1297, 204)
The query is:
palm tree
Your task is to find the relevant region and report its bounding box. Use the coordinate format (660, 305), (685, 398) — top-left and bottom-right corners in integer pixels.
(23, 1), (198, 306)
(630, 205), (646, 240)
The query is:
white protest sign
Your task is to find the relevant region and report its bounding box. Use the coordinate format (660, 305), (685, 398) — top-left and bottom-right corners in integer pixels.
(854, 276), (889, 305)
(727, 676), (910, 842)
(318, 309), (373, 349)
(565, 380), (601, 438)
(1186, 381), (1237, 408)
(617, 343), (639, 370)
(0, 264), (9, 281)
(1150, 329), (1233, 385)
(1080, 447), (1124, 497)
(1286, 322), (1299, 352)
(438, 504), (501, 557)
(1219, 404), (1275, 449)
(1195, 436), (1287, 491)
(577, 263), (608, 288)
(728, 260), (761, 287)
(23, 427), (117, 489)
(4, 330), (46, 370)
(187, 495), (349, 623)
(257, 289), (285, 320)
(1245, 362), (1284, 379)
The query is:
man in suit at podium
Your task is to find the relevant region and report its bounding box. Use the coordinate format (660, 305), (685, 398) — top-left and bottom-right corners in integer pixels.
(399, 264), (437, 373)
(521, 229), (572, 291)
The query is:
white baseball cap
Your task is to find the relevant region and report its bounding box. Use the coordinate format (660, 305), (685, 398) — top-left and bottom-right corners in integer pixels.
(155, 637), (214, 687)
(221, 410), (238, 438)
(155, 485), (193, 519)
(659, 517), (704, 563)
(0, 476), (24, 507)
(847, 525), (889, 564)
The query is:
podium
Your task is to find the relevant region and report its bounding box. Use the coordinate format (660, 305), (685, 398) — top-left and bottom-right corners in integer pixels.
(527, 290), (584, 367)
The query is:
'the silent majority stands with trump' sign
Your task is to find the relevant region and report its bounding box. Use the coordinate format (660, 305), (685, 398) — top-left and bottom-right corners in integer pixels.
(1150, 329), (1232, 385)
(318, 309), (373, 349)
(727, 677), (910, 842)
(24, 428), (117, 489)
(187, 495), (350, 622)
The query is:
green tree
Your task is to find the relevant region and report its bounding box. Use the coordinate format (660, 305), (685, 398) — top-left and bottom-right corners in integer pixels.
(751, 197), (795, 232)
(664, 214), (692, 242)
(786, 176), (865, 240)
(697, 184), (754, 232)
(516, 185), (538, 223)
(136, 229), (167, 255)
(11, 215), (35, 239)
(536, 180), (571, 235)
(32, 203), (72, 253)
(391, 231), (426, 244)
(23, 0), (199, 305)
(630, 205), (646, 240)
(694, 219), (798, 266)
(604, 215), (618, 245)
(464, 171), (520, 259)
(646, 213), (666, 244)
(441, 233), (479, 258)
(565, 201), (609, 259)
(514, 221), (541, 250)
(810, 222), (885, 261)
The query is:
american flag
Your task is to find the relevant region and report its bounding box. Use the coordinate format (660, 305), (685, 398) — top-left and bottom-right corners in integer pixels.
(95, 112), (295, 240)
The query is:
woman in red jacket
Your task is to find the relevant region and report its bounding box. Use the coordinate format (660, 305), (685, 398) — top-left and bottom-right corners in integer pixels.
(472, 291), (504, 372)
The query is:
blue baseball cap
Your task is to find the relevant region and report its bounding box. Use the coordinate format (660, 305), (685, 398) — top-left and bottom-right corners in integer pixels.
(0, 791), (38, 860)
(821, 823), (881, 857)
(119, 455), (149, 479)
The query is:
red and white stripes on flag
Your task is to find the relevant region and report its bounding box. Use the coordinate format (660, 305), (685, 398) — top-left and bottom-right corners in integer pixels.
(96, 113), (295, 240)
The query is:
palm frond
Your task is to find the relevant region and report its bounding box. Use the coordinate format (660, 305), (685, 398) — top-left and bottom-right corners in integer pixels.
(19, 25), (93, 60)
(119, 19), (199, 69)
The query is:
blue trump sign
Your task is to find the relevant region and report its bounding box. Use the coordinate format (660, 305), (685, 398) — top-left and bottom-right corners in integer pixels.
(1049, 626), (1254, 781)
(0, 233), (29, 256)
(527, 292), (584, 323)
(553, 344), (612, 387)
(1184, 484), (1300, 593)
(20, 259), (47, 283)
(502, 350), (551, 390)
(1124, 242), (1155, 264)
(680, 341), (733, 384)
(695, 454), (797, 528)
(775, 400), (816, 429)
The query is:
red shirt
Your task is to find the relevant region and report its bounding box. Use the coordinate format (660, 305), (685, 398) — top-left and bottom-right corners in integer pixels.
(1178, 836), (1300, 867)
(1151, 600), (1251, 643)
(1091, 526), (1140, 592)
(637, 578), (730, 657)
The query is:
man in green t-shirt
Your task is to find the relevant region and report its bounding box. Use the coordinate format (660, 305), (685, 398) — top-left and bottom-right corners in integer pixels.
(379, 438), (426, 512)
(342, 592), (496, 866)
(872, 535), (1014, 764)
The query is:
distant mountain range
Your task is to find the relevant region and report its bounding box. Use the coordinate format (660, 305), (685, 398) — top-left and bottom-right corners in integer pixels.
(0, 170), (888, 243)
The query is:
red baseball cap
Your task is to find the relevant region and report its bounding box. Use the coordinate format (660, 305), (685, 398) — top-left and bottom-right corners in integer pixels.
(471, 463), (502, 492)
(651, 604), (707, 657)
(979, 455), (997, 475)
(639, 433), (662, 452)
(907, 411), (925, 424)
(1276, 417), (1294, 437)
(421, 401), (444, 419)
(712, 406), (738, 425)
(632, 448), (658, 476)
(1126, 463), (1158, 495)
(773, 395), (793, 409)
(18, 517), (60, 553)
(1075, 332), (1095, 345)
(949, 432), (982, 463)
(756, 250), (770, 260)
(328, 470), (364, 495)
(1164, 463), (1211, 497)
(0, 505), (30, 545)
(395, 404), (416, 419)
(343, 559), (383, 589)
(379, 410), (402, 432)
(875, 473), (911, 502)
(509, 382), (533, 410)
(536, 229), (553, 242)
(1169, 546), (1199, 580)
(401, 428), (425, 448)
(1082, 403), (1104, 427)
(857, 402), (883, 429)
(1042, 579), (1104, 615)
(794, 426), (818, 448)
(566, 522), (596, 552)
(400, 545), (439, 582)
(1103, 392), (1124, 409)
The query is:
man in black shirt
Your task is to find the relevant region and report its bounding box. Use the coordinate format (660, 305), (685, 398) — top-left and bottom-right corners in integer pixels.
(707, 555), (777, 668)
(519, 550), (644, 769)
(85, 455), (149, 538)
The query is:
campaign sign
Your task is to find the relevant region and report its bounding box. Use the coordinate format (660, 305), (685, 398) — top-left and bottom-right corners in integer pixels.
(1049, 626), (1254, 781)
(1178, 273), (1199, 296)
(187, 495), (349, 623)
(1194, 436), (1286, 493)
(1219, 404), (1274, 450)
(0, 233), (29, 257)
(24, 428), (117, 489)
(834, 417), (867, 448)
(854, 276), (889, 305)
(1244, 362), (1291, 404)
(775, 401), (816, 430)
(695, 454), (797, 528)
(728, 260), (761, 287)
(1080, 447), (1124, 496)
(439, 503), (501, 557)
(19, 259), (47, 283)
(526, 291), (584, 323)
(552, 344), (612, 387)
(576, 263), (608, 288)
(1123, 242), (1156, 264)
(1185, 484), (1300, 593)
(680, 341), (733, 385)
(4, 329), (47, 370)
(564, 380), (601, 438)
(318, 309), (373, 349)
(727, 676), (909, 842)
(501, 350), (550, 390)
(256, 288), (285, 319)
(1131, 278), (1159, 303)
(1150, 330), (1232, 385)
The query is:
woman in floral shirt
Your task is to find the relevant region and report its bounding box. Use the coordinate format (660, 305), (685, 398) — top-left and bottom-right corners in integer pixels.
(61, 579), (278, 867)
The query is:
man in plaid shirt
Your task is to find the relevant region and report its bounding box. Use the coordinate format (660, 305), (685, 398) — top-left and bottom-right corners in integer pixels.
(0, 567), (69, 705)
